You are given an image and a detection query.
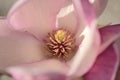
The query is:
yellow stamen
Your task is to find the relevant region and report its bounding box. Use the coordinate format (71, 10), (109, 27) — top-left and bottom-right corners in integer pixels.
(44, 29), (76, 61)
(55, 30), (67, 43)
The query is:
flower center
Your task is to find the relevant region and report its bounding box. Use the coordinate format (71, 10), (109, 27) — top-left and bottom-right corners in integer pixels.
(44, 29), (76, 61)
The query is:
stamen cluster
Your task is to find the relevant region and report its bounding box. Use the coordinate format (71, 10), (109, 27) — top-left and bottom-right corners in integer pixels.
(44, 29), (76, 61)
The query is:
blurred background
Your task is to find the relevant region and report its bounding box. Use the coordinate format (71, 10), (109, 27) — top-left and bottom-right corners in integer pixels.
(0, 0), (16, 16)
(97, 0), (120, 26)
(0, 0), (120, 80)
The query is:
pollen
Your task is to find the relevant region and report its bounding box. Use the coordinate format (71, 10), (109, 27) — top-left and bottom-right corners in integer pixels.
(44, 29), (76, 61)
(55, 30), (66, 43)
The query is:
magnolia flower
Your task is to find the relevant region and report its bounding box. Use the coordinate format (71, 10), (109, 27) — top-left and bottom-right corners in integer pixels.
(0, 0), (119, 80)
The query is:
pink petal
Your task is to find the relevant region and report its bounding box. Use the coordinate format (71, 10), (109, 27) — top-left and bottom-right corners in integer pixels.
(99, 24), (120, 54)
(0, 19), (44, 70)
(72, 0), (96, 37)
(83, 42), (119, 80)
(57, 0), (108, 34)
(57, 1), (78, 32)
(68, 27), (100, 77)
(6, 59), (68, 80)
(67, 0), (100, 77)
(8, 0), (65, 39)
(73, 0), (96, 27)
(83, 24), (120, 80)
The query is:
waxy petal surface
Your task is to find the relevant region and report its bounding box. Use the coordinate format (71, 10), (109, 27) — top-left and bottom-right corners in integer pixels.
(57, 1), (78, 33)
(8, 0), (65, 39)
(8, 0), (107, 39)
(68, 27), (100, 77)
(99, 24), (120, 54)
(68, 0), (100, 77)
(6, 59), (68, 80)
(0, 19), (44, 70)
(83, 43), (119, 80)
(1, 0), (108, 79)
(83, 24), (120, 80)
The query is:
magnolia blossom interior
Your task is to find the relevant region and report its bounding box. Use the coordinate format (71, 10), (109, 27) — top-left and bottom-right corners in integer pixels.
(0, 0), (105, 79)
